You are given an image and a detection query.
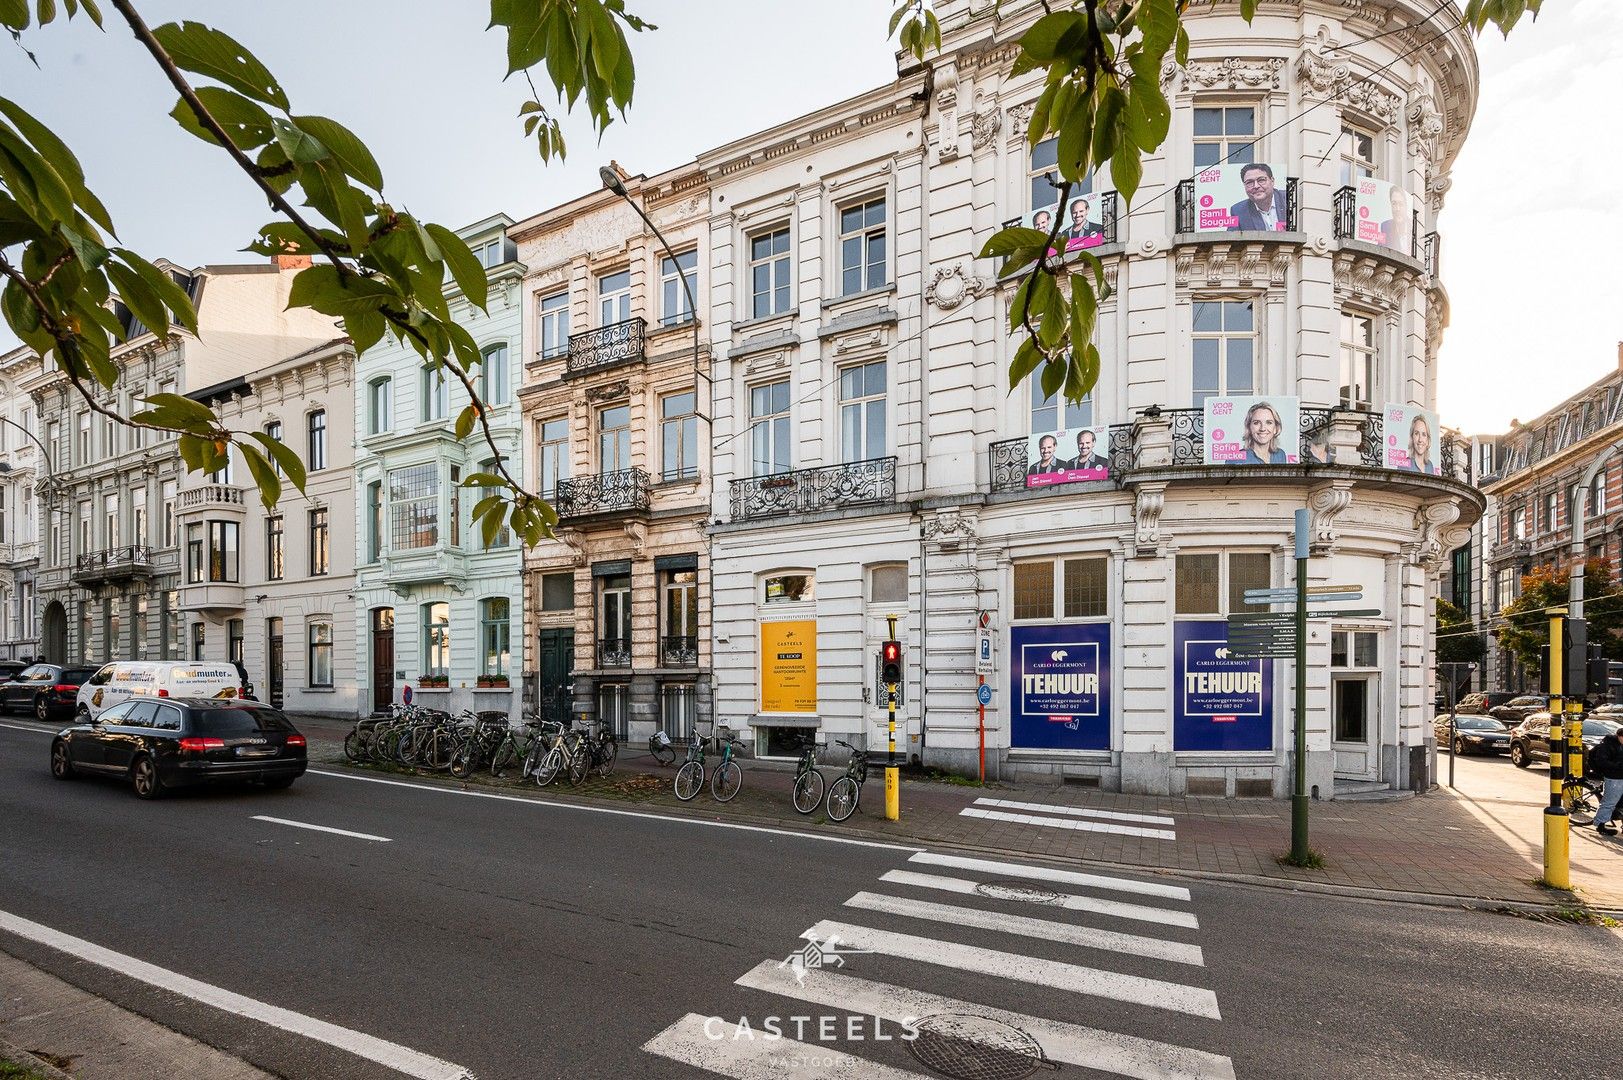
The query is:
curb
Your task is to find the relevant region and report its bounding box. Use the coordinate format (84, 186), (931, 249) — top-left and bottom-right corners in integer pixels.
(320, 757), (1623, 919)
(0, 1036), (76, 1080)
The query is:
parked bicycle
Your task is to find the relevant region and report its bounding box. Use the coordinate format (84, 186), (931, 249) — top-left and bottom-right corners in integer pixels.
(648, 729), (676, 767)
(569, 719), (619, 783)
(674, 727), (744, 803)
(825, 739), (869, 823)
(530, 721), (584, 787)
(490, 711), (547, 779)
(791, 741), (826, 815)
(450, 712), (510, 779)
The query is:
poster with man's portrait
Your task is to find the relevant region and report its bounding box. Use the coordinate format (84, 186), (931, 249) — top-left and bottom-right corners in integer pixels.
(1191, 162), (1292, 232)
(1026, 193), (1105, 256)
(1382, 404), (1441, 475)
(1025, 426), (1110, 488)
(1353, 178), (1422, 254)
(1204, 396), (1300, 466)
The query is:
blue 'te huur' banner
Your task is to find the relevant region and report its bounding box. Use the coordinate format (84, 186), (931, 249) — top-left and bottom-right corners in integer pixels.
(1009, 623), (1111, 751)
(1173, 620), (1273, 751)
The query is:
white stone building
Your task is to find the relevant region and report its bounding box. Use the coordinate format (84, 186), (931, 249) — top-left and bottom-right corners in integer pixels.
(0, 346), (44, 661)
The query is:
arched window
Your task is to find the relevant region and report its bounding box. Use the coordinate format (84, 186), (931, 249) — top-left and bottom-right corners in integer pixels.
(479, 343), (509, 405)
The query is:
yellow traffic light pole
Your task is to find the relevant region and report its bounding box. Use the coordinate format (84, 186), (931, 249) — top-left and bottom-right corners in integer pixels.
(885, 613), (899, 822)
(1544, 609), (1570, 889)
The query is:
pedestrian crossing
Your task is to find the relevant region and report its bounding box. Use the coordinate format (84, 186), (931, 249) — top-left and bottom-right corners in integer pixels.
(641, 850), (1233, 1079)
(958, 796), (1178, 840)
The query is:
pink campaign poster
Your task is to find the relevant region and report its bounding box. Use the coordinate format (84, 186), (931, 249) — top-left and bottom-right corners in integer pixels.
(1192, 163), (1291, 232)
(1382, 404), (1441, 475)
(1353, 178), (1420, 253)
(1026, 193), (1105, 255)
(1025, 426), (1110, 488)
(1204, 396), (1300, 466)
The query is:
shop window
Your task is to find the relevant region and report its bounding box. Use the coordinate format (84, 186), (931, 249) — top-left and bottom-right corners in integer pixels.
(763, 572), (813, 604)
(1176, 552), (1272, 616)
(1012, 561), (1055, 621)
(1062, 557), (1108, 618)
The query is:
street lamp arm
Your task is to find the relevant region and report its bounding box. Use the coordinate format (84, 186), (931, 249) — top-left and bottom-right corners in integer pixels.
(600, 178), (708, 393)
(0, 416), (54, 480)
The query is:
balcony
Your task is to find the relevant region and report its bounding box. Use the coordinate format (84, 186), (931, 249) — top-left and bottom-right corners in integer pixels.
(1492, 538), (1532, 563)
(566, 317), (645, 377)
(660, 635), (699, 667)
(989, 426), (1132, 493)
(554, 467), (652, 520)
(177, 580), (245, 613)
(729, 456), (897, 521)
(1332, 186), (1438, 271)
(999, 191), (1122, 246)
(597, 638), (631, 669)
(73, 545), (153, 586)
(179, 484), (247, 513)
(1176, 178), (1300, 234)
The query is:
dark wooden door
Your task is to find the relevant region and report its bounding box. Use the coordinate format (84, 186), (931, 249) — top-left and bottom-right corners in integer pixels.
(267, 618), (285, 709)
(538, 628), (574, 725)
(371, 608), (396, 715)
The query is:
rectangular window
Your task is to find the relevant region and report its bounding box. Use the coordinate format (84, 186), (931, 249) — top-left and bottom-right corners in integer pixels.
(538, 417), (570, 497)
(261, 420), (283, 477)
(1226, 553), (1271, 613)
(598, 404), (631, 473)
(1063, 557), (1109, 618)
(480, 343), (509, 405)
(1512, 507), (1526, 540)
(102, 493), (120, 548)
(421, 366), (448, 422)
(598, 268), (631, 325)
(1338, 125), (1377, 187)
(541, 573), (574, 611)
(210, 448), (235, 486)
(106, 597), (120, 658)
(1339, 312), (1377, 410)
(389, 464), (438, 550)
(1013, 558), (1108, 620)
(423, 602), (450, 677)
(190, 621), (205, 661)
(76, 499), (91, 557)
(599, 573), (632, 659)
(307, 410), (326, 471)
(662, 570), (699, 662)
(369, 378), (392, 434)
(308, 622), (333, 688)
(838, 361), (886, 461)
(538, 291), (569, 359)
(266, 516), (285, 580)
(749, 226), (791, 319)
(480, 597), (510, 677)
(132, 594), (146, 660)
(1174, 553), (1221, 615)
(450, 466), (460, 547)
(1031, 383), (1094, 432)
(228, 618), (244, 664)
(1191, 299), (1255, 407)
(365, 481), (383, 563)
(1012, 561), (1055, 621)
(309, 508), (329, 575)
(749, 379), (791, 476)
(162, 479), (177, 546)
(472, 236), (505, 269)
(101, 414), (115, 458)
(208, 520), (239, 582)
(1545, 491), (1559, 534)
(838, 197), (887, 295)
(660, 250), (697, 327)
(76, 413), (90, 465)
(78, 601), (91, 662)
(660, 392), (698, 481)
(1331, 630), (1380, 669)
(132, 487), (147, 547)
(1193, 105), (1257, 169)
(1593, 471), (1608, 517)
(478, 459), (510, 549)
(164, 589), (180, 659)
(1495, 569), (1515, 611)
(186, 522), (204, 583)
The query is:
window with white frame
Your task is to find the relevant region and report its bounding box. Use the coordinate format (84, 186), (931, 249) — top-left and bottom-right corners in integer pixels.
(210, 448), (234, 486)
(423, 602), (450, 676)
(1337, 125), (1377, 186)
(1545, 490), (1559, 534)
(368, 377), (392, 434)
(763, 571), (814, 604)
(662, 570), (699, 655)
(421, 365), (448, 422)
(132, 487), (146, 546)
(749, 226), (791, 319)
(838, 360), (886, 461)
(749, 379), (791, 476)
(1593, 470), (1608, 517)
(365, 482), (382, 563)
(1512, 506), (1526, 540)
(598, 268), (631, 325)
(266, 515), (284, 580)
(478, 458), (510, 548)
(598, 404), (631, 473)
(471, 236), (505, 269)
(1193, 105), (1258, 169)
(537, 291), (569, 358)
(307, 410), (326, 471)
(76, 412), (89, 465)
(1191, 299), (1255, 407)
(308, 622), (334, 687)
(263, 420), (283, 476)
(1339, 311), (1377, 410)
(76, 499), (90, 557)
(1012, 556), (1109, 621)
(1495, 568), (1515, 610)
(101, 493), (119, 548)
(660, 391), (698, 481)
(1174, 552), (1271, 615)
(869, 563), (908, 604)
(660, 250), (697, 327)
(389, 463), (438, 550)
(480, 597), (510, 677)
(1031, 383), (1093, 432)
(537, 417), (569, 497)
(838, 197), (887, 295)
(1330, 629), (1379, 669)
(480, 342), (509, 405)
(161, 479), (176, 546)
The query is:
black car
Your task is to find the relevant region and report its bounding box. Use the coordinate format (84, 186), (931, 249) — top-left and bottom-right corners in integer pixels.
(50, 698), (306, 799)
(1432, 713), (1511, 755)
(1488, 695), (1548, 725)
(1509, 713), (1623, 770)
(0, 663), (101, 721)
(1455, 691), (1519, 716)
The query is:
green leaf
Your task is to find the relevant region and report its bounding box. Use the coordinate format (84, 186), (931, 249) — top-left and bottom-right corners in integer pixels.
(238, 441), (281, 510)
(168, 86), (274, 150)
(290, 115), (383, 191)
(152, 22), (290, 110)
(248, 430), (306, 494)
(106, 260), (167, 335)
(112, 247), (199, 335)
(1110, 138), (1143, 209)
(1139, 0), (1178, 56)
(139, 391), (218, 427)
(479, 499), (509, 549)
(0, 0), (27, 28)
(1020, 11), (1085, 62)
(59, 222), (108, 272)
(454, 403), (479, 441)
(270, 116), (329, 164)
(461, 471), (506, 488)
(0, 96), (113, 233)
(427, 221), (489, 308)
(981, 226), (1048, 258)
(287, 263), (395, 318)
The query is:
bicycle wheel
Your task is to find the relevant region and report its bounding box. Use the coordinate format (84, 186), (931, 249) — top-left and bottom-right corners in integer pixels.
(1565, 781), (1599, 826)
(792, 769), (824, 814)
(522, 738), (546, 780)
(712, 760), (742, 802)
(566, 742), (590, 786)
(674, 760), (705, 801)
(344, 729), (366, 762)
(491, 737), (518, 777)
(651, 742), (675, 766)
(427, 732), (457, 771)
(535, 746), (564, 787)
(449, 743), (477, 779)
(826, 776), (860, 822)
(596, 737), (618, 778)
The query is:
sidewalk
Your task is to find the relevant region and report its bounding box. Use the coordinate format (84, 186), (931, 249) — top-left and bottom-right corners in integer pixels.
(315, 732), (1623, 913)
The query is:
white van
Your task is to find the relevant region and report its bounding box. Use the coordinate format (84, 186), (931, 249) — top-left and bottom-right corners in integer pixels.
(75, 662), (249, 721)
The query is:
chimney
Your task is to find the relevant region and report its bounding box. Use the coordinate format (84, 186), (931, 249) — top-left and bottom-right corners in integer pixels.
(270, 253), (313, 271)
(1617, 340), (1622, 372)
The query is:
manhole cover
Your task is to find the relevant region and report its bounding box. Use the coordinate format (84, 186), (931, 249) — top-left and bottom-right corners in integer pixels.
(907, 1013), (1052, 1080)
(974, 880), (1062, 905)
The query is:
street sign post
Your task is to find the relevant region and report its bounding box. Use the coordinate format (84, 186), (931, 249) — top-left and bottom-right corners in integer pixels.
(977, 682), (993, 706)
(975, 629), (994, 676)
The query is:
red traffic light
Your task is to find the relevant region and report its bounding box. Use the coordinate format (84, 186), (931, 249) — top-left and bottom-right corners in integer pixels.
(882, 640), (901, 663)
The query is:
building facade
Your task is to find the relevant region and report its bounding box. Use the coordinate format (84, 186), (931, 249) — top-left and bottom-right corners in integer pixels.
(352, 216), (526, 717)
(179, 335), (362, 717)
(0, 347), (44, 661)
(512, 166), (714, 739)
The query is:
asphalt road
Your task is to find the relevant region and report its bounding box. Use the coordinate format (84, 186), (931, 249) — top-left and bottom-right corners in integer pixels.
(2, 718), (1620, 1079)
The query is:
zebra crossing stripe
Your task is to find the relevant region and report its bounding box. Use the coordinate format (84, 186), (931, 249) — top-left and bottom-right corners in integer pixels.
(908, 852), (1192, 901)
(641, 1012), (926, 1078)
(802, 920), (1221, 1019)
(960, 805), (1176, 840)
(879, 870), (1200, 929)
(843, 891), (1204, 967)
(735, 961), (1237, 1080)
(974, 796), (1177, 826)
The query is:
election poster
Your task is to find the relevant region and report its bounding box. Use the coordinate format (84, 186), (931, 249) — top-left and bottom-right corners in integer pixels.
(1009, 623), (1111, 752)
(1382, 403), (1441, 476)
(1026, 193), (1106, 255)
(1204, 396), (1300, 466)
(1352, 177), (1420, 254)
(1025, 425), (1110, 488)
(1191, 162), (1291, 232)
(1173, 621), (1273, 752)
(759, 620), (817, 714)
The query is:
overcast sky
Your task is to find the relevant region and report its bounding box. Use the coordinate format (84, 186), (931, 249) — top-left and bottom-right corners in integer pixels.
(2, 1), (1614, 434)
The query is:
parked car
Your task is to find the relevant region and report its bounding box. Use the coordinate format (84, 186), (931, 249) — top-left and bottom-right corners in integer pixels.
(0, 660), (29, 685)
(0, 664), (101, 721)
(1509, 713), (1623, 769)
(1454, 691), (1520, 716)
(49, 698), (306, 799)
(75, 661), (249, 722)
(1488, 695), (1548, 725)
(1432, 713), (1511, 755)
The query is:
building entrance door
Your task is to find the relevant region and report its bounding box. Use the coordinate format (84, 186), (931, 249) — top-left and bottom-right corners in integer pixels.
(371, 608), (395, 714)
(537, 628), (574, 725)
(1332, 675), (1378, 781)
(42, 602), (67, 664)
(265, 618), (285, 708)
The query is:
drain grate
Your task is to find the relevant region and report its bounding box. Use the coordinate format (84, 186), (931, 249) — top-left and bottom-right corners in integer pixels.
(907, 1013), (1053, 1080)
(973, 880), (1062, 905)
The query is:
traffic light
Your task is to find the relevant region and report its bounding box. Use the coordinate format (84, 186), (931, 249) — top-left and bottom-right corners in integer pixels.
(1565, 618), (1589, 697)
(880, 640), (902, 686)
(1588, 644), (1609, 700)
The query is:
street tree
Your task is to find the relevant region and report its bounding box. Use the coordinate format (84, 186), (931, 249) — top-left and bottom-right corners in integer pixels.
(0, 0), (1541, 547)
(1435, 599), (1484, 667)
(1496, 560), (1623, 676)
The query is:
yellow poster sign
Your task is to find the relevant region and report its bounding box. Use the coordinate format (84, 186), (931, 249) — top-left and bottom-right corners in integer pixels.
(760, 620), (817, 714)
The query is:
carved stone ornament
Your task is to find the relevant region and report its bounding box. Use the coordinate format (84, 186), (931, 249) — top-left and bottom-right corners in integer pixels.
(1133, 483), (1167, 556)
(1175, 243), (1295, 290)
(1426, 170), (1452, 215)
(1332, 251), (1419, 310)
(623, 520), (647, 561)
(1407, 91), (1445, 166)
(1307, 480), (1355, 552)
(1162, 56), (1287, 92)
(970, 100), (1002, 150)
(1007, 101), (1035, 138)
(585, 379), (630, 402)
(934, 61), (961, 163)
(1411, 500), (1463, 568)
(925, 263), (991, 310)
(1296, 40), (1400, 125)
(553, 528), (590, 567)
(923, 509), (978, 544)
(833, 329), (886, 355)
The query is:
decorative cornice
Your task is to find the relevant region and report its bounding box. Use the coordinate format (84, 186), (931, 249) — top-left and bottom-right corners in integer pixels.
(923, 508), (978, 544)
(1295, 40), (1400, 125)
(1133, 483), (1167, 557)
(1307, 480), (1356, 553)
(1174, 242), (1298, 290)
(1006, 101), (1035, 139)
(1331, 250), (1421, 310)
(1161, 56), (1286, 92)
(1407, 90), (1446, 167)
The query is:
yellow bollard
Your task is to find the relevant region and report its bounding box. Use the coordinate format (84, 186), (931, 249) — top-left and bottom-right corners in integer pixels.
(1543, 808), (1571, 889)
(1544, 610), (1570, 888)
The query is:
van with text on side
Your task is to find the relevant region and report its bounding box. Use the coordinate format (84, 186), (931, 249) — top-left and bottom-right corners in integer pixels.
(74, 662), (249, 722)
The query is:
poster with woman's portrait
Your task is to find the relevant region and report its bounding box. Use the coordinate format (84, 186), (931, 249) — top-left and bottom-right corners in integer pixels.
(1383, 404), (1441, 475)
(1204, 396), (1300, 466)
(1027, 193), (1104, 256)
(1025, 426), (1110, 488)
(1353, 178), (1422, 254)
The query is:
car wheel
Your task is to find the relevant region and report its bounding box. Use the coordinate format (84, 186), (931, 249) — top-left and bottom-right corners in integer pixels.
(1453, 736), (1468, 756)
(75, 705), (90, 723)
(131, 755), (163, 799)
(50, 740), (74, 780)
(34, 694), (50, 722)
(1510, 742), (1529, 768)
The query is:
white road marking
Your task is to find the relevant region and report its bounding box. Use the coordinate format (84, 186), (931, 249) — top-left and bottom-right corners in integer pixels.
(973, 796), (1177, 826)
(0, 720), (53, 735)
(307, 768), (924, 852)
(736, 961), (1237, 1080)
(844, 891), (1204, 966)
(643, 1012), (925, 1078)
(0, 908), (472, 1080)
(879, 870), (1199, 929)
(961, 805), (1176, 840)
(251, 815), (392, 842)
(909, 852), (1192, 901)
(802, 920), (1221, 1019)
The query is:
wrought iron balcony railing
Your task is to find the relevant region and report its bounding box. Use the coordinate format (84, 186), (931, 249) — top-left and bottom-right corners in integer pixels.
(597, 638), (631, 669)
(989, 426), (1132, 493)
(566, 317), (645, 375)
(1332, 186), (1431, 265)
(73, 545), (153, 584)
(554, 467), (651, 519)
(730, 456), (897, 520)
(660, 635), (699, 667)
(1176, 177), (1300, 234)
(999, 191), (1121, 247)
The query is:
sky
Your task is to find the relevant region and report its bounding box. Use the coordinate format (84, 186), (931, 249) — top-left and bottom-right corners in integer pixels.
(0, 0), (1615, 434)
